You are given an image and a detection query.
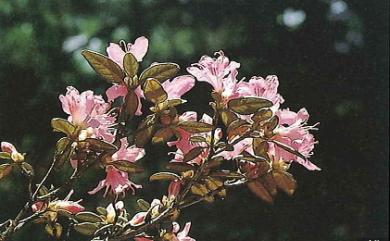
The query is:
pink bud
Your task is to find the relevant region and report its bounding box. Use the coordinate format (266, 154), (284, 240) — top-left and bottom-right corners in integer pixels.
(1, 142), (17, 154)
(168, 180), (182, 198)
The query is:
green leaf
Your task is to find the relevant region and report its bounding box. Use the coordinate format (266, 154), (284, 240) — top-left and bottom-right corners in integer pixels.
(228, 97), (273, 115)
(149, 172), (180, 181)
(137, 199), (151, 211)
(81, 50), (124, 83)
(84, 138), (118, 152)
(75, 212), (103, 223)
(0, 152), (11, 160)
(124, 90), (139, 117)
(20, 162), (34, 176)
(73, 222), (100, 236)
(96, 207), (107, 216)
(152, 128), (175, 143)
(140, 63), (179, 83)
(183, 147), (204, 162)
(220, 110), (238, 126)
(51, 118), (76, 136)
(252, 109), (273, 122)
(123, 53), (139, 78)
(143, 78), (168, 104)
(178, 121), (214, 133)
(189, 136), (208, 143)
(252, 139), (269, 159)
(110, 160), (144, 173)
(166, 162), (197, 172)
(0, 164), (12, 180)
(135, 116), (156, 148)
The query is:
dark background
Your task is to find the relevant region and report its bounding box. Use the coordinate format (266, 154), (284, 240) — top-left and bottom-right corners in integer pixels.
(0, 0), (388, 240)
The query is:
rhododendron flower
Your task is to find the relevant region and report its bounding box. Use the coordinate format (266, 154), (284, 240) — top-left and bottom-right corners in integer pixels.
(106, 36), (149, 66)
(271, 108), (320, 170)
(59, 86), (116, 142)
(161, 75), (195, 100)
(172, 222), (195, 241)
(105, 37), (148, 115)
(89, 138), (145, 196)
(1, 142), (24, 162)
(238, 75), (285, 109)
(32, 190), (84, 214)
(168, 112), (221, 164)
(129, 199), (162, 227)
(105, 201), (124, 223)
(187, 51), (241, 101)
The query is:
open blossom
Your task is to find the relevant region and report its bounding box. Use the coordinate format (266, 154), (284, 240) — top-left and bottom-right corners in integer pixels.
(89, 138), (145, 196)
(32, 190), (84, 214)
(237, 75), (285, 108)
(168, 112), (221, 165)
(1, 142), (24, 162)
(105, 37), (149, 115)
(270, 108), (320, 170)
(59, 86), (116, 142)
(187, 51), (241, 101)
(107, 36), (149, 66)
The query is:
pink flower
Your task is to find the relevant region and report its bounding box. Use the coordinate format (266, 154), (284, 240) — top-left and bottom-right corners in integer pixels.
(89, 138), (145, 196)
(59, 86), (115, 142)
(1, 141), (24, 162)
(187, 51), (241, 101)
(168, 113), (219, 165)
(32, 190), (85, 214)
(161, 75), (195, 100)
(237, 75), (284, 108)
(172, 222), (196, 241)
(270, 108), (320, 171)
(105, 37), (148, 114)
(106, 36), (149, 66)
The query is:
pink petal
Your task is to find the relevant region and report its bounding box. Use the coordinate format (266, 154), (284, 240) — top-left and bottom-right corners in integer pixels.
(162, 75), (195, 99)
(106, 43), (125, 67)
(1, 142), (16, 154)
(106, 84), (128, 102)
(129, 36), (149, 61)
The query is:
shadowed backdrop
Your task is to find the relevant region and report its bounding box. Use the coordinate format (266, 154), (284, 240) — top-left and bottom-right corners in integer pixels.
(0, 0), (388, 240)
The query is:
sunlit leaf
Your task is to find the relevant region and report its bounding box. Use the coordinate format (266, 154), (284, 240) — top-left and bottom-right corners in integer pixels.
(152, 128), (175, 143)
(149, 172), (180, 181)
(81, 50), (124, 83)
(20, 162), (34, 176)
(137, 199), (151, 211)
(189, 136), (208, 144)
(73, 222), (100, 236)
(264, 115), (279, 133)
(183, 147), (204, 162)
(140, 63), (179, 83)
(220, 110), (238, 126)
(178, 121), (213, 133)
(51, 118), (76, 136)
(252, 109), (273, 122)
(0, 152), (11, 160)
(228, 97), (273, 115)
(135, 115), (156, 147)
(75, 212), (103, 223)
(252, 139), (269, 159)
(84, 138), (118, 152)
(123, 53), (138, 78)
(110, 160), (144, 173)
(0, 164), (12, 180)
(227, 119), (251, 140)
(166, 162), (197, 172)
(143, 78), (168, 104)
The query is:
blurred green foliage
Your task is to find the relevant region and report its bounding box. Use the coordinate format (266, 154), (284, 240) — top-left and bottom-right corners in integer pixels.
(0, 0), (388, 241)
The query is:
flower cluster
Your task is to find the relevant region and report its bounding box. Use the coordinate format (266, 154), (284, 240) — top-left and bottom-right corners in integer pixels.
(0, 36), (319, 241)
